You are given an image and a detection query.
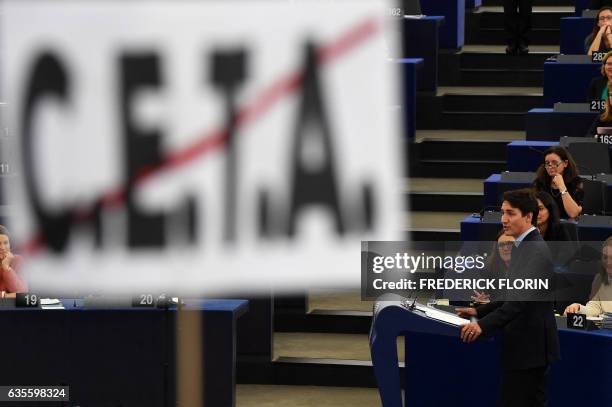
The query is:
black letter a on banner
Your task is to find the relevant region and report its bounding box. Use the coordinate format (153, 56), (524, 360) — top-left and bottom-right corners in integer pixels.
(286, 42), (344, 237)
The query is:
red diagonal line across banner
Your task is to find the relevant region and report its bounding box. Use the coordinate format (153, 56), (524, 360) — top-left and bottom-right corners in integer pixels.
(18, 16), (382, 255)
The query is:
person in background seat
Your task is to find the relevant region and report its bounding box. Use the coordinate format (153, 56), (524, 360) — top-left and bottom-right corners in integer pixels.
(0, 225), (27, 298)
(586, 7), (612, 56)
(587, 51), (612, 101)
(532, 147), (583, 220)
(472, 230), (516, 304)
(535, 191), (571, 242)
(564, 237), (612, 316)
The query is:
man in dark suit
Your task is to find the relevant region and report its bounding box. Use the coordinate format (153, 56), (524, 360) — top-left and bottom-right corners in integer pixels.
(504, 0), (533, 55)
(457, 189), (560, 407)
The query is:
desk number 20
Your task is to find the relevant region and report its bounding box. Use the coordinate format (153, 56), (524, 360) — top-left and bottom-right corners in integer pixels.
(140, 294), (153, 305)
(132, 294), (155, 307)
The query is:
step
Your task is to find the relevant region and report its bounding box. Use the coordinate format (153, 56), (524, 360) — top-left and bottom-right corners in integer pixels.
(407, 177), (484, 193)
(416, 158), (506, 176)
(407, 177), (484, 212)
(441, 93), (542, 112)
(309, 289), (373, 312)
(415, 129), (526, 142)
(275, 291), (372, 334)
(407, 211), (472, 230)
(415, 110), (526, 131)
(459, 50), (554, 69)
(236, 384), (383, 406)
(410, 191), (483, 212)
(237, 333), (405, 387)
(465, 6), (566, 45)
(405, 212), (467, 240)
(482, 0), (573, 6)
(238, 356), (385, 388)
(274, 332), (397, 362)
(461, 44), (559, 53)
(411, 157), (506, 177)
(413, 139), (509, 161)
(407, 228), (462, 241)
(415, 93), (533, 130)
(438, 111), (526, 130)
(276, 289), (372, 334)
(477, 6), (574, 29)
(275, 310), (373, 334)
(467, 27), (559, 45)
(438, 50), (548, 87)
(451, 67), (544, 87)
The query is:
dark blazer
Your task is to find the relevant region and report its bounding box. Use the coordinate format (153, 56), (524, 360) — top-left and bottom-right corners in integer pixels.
(543, 223), (571, 242)
(476, 229), (560, 371)
(587, 76), (607, 101)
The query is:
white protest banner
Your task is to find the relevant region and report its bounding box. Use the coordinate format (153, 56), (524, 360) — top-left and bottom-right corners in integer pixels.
(1, 0), (402, 294)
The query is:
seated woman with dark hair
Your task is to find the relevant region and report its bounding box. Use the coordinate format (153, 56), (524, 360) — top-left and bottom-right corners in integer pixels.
(586, 7), (612, 55)
(471, 231), (515, 304)
(535, 191), (570, 241)
(564, 237), (612, 316)
(587, 51), (612, 101)
(0, 225), (27, 297)
(532, 146), (583, 219)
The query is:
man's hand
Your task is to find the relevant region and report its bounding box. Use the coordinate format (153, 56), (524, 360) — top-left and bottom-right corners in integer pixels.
(456, 307), (477, 318)
(460, 322), (482, 343)
(470, 290), (490, 304)
(563, 303), (581, 316)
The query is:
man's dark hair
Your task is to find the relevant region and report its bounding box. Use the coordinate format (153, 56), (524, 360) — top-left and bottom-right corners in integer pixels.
(502, 188), (539, 226)
(0, 225), (8, 236)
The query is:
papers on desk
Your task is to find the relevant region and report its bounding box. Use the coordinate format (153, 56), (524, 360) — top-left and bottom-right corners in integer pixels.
(602, 312), (612, 329)
(414, 303), (469, 327)
(40, 298), (64, 310)
(372, 295), (468, 326)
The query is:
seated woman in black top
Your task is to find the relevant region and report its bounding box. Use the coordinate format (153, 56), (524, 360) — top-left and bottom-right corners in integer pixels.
(535, 191), (570, 241)
(532, 146), (584, 219)
(471, 230), (514, 304)
(587, 51), (612, 101)
(586, 7), (612, 55)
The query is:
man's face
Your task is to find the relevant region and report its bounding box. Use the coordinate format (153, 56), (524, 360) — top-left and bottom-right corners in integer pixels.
(501, 201), (532, 238)
(0, 234), (10, 259)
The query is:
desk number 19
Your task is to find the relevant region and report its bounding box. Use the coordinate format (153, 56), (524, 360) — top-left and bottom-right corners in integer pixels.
(16, 293), (39, 307)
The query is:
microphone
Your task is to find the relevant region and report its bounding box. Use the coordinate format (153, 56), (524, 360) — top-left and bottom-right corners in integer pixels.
(479, 206), (501, 221)
(409, 295), (417, 311)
